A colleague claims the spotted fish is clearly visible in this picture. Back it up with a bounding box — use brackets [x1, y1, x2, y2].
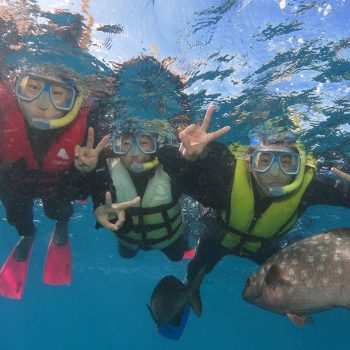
[243, 228, 350, 327]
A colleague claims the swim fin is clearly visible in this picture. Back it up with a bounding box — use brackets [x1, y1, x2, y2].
[183, 247, 195, 259]
[0, 239, 33, 300]
[158, 304, 191, 340]
[43, 233, 72, 286]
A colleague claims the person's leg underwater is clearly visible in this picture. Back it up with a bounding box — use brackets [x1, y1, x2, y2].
[43, 195, 73, 246]
[117, 241, 139, 259]
[161, 235, 189, 262]
[0, 189, 35, 299]
[0, 189, 36, 261]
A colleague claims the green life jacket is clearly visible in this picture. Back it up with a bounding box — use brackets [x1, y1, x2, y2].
[109, 158, 185, 251]
[220, 144, 315, 255]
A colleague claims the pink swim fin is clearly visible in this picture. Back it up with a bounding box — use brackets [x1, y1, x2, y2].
[183, 247, 195, 259]
[0, 240, 33, 300]
[43, 234, 72, 286]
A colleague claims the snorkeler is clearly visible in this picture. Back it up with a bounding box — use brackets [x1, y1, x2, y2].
[0, 34, 129, 299]
[91, 55, 200, 261]
[93, 118, 193, 261]
[150, 104, 350, 338]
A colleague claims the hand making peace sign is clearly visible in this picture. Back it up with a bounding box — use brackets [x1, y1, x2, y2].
[94, 191, 141, 231]
[74, 127, 109, 173]
[179, 104, 231, 161]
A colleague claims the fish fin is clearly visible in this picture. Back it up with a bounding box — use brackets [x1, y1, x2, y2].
[265, 264, 291, 288]
[286, 312, 313, 327]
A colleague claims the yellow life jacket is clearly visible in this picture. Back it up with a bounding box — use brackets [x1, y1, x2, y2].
[108, 158, 185, 250]
[220, 144, 315, 255]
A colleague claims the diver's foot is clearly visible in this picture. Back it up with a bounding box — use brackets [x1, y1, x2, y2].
[53, 221, 68, 246]
[14, 236, 35, 262]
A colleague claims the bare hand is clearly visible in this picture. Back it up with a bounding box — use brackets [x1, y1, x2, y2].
[179, 104, 231, 161]
[94, 192, 141, 231]
[331, 167, 350, 183]
[74, 127, 109, 173]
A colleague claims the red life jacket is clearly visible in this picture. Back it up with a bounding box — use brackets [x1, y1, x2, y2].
[0, 82, 90, 173]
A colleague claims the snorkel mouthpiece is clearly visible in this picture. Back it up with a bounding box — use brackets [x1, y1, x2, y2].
[268, 186, 285, 197]
[130, 158, 159, 173]
[130, 163, 146, 173]
[31, 118, 51, 130]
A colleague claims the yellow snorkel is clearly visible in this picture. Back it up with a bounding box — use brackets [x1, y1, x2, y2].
[47, 92, 84, 129]
[141, 157, 160, 171]
[30, 90, 84, 130]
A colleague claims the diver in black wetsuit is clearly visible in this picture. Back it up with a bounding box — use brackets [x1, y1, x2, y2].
[156, 105, 350, 285]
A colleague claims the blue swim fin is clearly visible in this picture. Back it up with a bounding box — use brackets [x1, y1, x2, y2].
[0, 239, 33, 300]
[158, 304, 191, 340]
[43, 233, 72, 286]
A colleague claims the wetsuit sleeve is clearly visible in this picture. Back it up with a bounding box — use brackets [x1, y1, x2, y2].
[158, 142, 235, 209]
[303, 173, 350, 207]
[83, 101, 117, 209]
[85, 152, 116, 211]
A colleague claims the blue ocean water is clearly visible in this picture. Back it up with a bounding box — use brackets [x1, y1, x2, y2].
[1, 0, 350, 349]
[1, 203, 350, 349]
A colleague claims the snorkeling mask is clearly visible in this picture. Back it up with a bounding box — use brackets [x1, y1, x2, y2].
[111, 118, 176, 172]
[250, 144, 307, 197]
[111, 118, 176, 155]
[251, 150, 300, 176]
[16, 74, 77, 111]
[112, 131, 158, 156]
[247, 124, 310, 197]
[15, 74, 83, 130]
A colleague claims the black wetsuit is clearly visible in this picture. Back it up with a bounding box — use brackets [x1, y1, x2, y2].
[90, 159, 188, 262]
[157, 142, 350, 283]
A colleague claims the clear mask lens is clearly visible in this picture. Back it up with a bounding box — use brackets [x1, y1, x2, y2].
[15, 74, 76, 111]
[112, 132, 157, 155]
[251, 150, 300, 175]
